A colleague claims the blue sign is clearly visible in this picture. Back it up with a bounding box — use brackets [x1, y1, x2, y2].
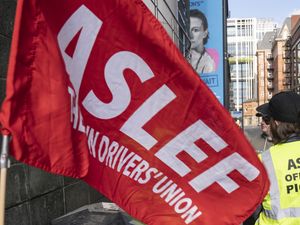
[231, 111, 242, 119]
[189, 0, 224, 104]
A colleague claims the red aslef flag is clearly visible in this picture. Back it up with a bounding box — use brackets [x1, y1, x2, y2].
[0, 0, 269, 224]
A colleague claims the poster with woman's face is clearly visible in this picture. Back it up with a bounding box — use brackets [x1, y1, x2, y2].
[189, 0, 224, 104]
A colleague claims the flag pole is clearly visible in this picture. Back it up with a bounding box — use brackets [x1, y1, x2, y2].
[0, 135, 10, 225]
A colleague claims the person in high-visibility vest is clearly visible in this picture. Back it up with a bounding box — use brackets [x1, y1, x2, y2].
[256, 104, 273, 152]
[255, 91, 300, 225]
[244, 105, 273, 225]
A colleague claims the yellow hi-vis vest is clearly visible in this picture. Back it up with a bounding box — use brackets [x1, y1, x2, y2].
[256, 141, 300, 225]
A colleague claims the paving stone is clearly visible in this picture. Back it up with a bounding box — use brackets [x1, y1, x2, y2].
[244, 126, 272, 152]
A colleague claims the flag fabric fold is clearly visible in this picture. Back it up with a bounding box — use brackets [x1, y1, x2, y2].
[0, 0, 269, 224]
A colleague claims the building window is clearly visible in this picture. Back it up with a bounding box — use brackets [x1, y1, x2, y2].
[227, 26, 236, 37]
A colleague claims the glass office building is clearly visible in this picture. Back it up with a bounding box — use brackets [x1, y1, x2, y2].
[227, 18, 277, 112]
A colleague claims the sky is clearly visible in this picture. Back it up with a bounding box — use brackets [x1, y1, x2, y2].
[228, 0, 300, 26]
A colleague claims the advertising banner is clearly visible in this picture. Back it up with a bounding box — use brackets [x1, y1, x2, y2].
[189, 0, 225, 104]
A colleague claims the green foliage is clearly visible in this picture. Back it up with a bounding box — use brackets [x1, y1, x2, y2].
[228, 57, 253, 64]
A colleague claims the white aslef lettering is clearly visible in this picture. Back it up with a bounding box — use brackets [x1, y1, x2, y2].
[155, 119, 228, 176]
[189, 152, 260, 193]
[120, 84, 176, 150]
[58, 5, 102, 131]
[82, 51, 154, 119]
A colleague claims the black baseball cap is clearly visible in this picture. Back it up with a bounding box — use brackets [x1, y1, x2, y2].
[259, 91, 300, 123]
[256, 103, 269, 117]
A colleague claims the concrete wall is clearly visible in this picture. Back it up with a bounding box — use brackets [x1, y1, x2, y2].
[0, 0, 15, 103]
[0, 1, 107, 224]
[5, 162, 107, 225]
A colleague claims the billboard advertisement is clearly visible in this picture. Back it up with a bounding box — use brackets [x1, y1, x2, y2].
[189, 0, 225, 104]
